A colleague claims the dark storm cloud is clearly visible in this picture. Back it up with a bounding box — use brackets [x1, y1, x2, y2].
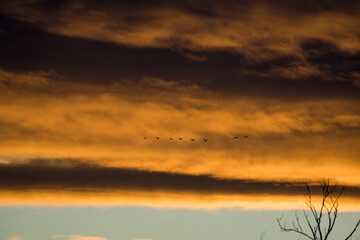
[28, 0, 360, 15]
[235, 44, 360, 89]
[0, 0, 360, 100]
[0, 16, 359, 101]
[300, 38, 360, 82]
[1, 159, 359, 198]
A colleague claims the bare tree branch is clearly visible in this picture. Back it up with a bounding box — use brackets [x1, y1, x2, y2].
[345, 220, 360, 240]
[277, 215, 314, 240]
[277, 180, 360, 240]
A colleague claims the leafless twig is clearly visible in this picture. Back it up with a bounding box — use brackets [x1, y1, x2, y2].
[277, 180, 359, 240]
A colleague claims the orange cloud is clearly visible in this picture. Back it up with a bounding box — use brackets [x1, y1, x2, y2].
[0, 68, 359, 209]
[1, 188, 360, 211]
[51, 235, 107, 240]
[7, 237, 24, 240]
[0, 68, 359, 187]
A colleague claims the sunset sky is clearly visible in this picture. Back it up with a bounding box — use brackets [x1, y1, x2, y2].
[0, 0, 360, 240]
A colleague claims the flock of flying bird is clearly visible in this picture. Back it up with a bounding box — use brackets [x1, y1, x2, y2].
[143, 136, 248, 142]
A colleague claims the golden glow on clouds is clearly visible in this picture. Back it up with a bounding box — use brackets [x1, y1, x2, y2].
[0, 68, 359, 188]
[1, 189, 360, 212]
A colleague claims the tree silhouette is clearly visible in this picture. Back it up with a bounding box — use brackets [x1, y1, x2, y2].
[277, 180, 360, 240]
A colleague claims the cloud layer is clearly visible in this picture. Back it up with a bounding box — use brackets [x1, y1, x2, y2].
[2, 159, 360, 197]
[0, 0, 360, 210]
[1, 159, 360, 210]
[0, 69, 359, 186]
[1, 0, 360, 86]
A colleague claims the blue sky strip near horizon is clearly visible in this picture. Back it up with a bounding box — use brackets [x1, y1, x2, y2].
[1, 207, 360, 240]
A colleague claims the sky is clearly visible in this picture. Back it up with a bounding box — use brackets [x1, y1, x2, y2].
[0, 0, 359, 239]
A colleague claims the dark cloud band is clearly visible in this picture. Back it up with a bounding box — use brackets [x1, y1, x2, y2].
[1, 159, 359, 198]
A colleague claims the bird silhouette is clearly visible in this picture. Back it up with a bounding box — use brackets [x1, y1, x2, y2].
[191, 138, 195, 141]
[233, 136, 239, 139]
[143, 137, 147, 139]
[169, 138, 173, 140]
[244, 136, 248, 138]
[156, 137, 160, 139]
[179, 137, 182, 140]
[203, 138, 208, 142]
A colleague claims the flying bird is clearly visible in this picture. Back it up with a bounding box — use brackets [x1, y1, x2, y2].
[143, 137, 147, 139]
[179, 137, 182, 140]
[233, 136, 239, 139]
[169, 138, 173, 140]
[203, 138, 208, 142]
[156, 137, 160, 139]
[191, 138, 195, 141]
[244, 136, 248, 138]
